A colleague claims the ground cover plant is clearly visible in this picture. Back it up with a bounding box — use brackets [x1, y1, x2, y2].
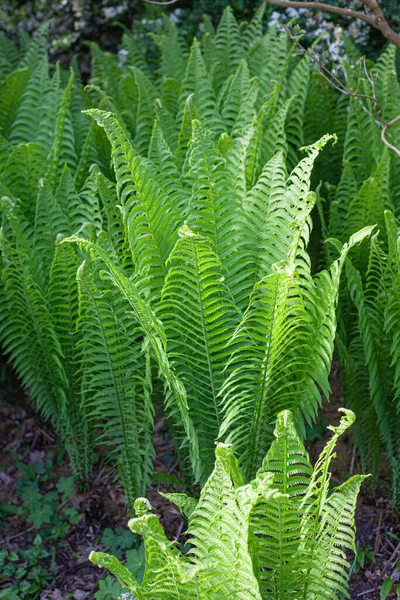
[0, 2, 399, 598]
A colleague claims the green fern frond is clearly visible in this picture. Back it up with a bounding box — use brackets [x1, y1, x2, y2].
[213, 6, 243, 93]
[46, 69, 77, 189]
[77, 258, 154, 503]
[1, 142, 46, 221]
[34, 178, 70, 283]
[252, 29, 289, 102]
[328, 165, 357, 241]
[0, 34, 20, 82]
[252, 410, 312, 597]
[160, 225, 240, 479]
[346, 258, 399, 487]
[0, 67, 30, 138]
[179, 40, 223, 134]
[285, 54, 311, 170]
[343, 94, 380, 184]
[0, 199, 67, 423]
[384, 211, 400, 403]
[240, 3, 265, 53]
[153, 22, 187, 84]
[34, 64, 64, 156]
[89, 42, 121, 96]
[64, 234, 202, 482]
[220, 262, 310, 479]
[17, 21, 49, 71]
[187, 120, 251, 307]
[131, 67, 159, 156]
[9, 57, 50, 145]
[85, 108, 180, 300]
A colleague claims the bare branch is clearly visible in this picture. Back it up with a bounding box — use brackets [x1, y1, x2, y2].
[381, 115, 400, 157]
[360, 0, 400, 48]
[143, 0, 179, 4]
[285, 26, 400, 156]
[264, 0, 400, 48]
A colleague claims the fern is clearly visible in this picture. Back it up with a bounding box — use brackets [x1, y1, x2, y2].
[160, 225, 240, 479]
[2, 142, 46, 221]
[90, 409, 365, 599]
[0, 67, 30, 138]
[342, 215, 400, 507]
[1, 5, 394, 517]
[76, 257, 154, 503]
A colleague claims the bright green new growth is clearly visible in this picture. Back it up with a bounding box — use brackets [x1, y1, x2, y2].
[90, 409, 367, 599]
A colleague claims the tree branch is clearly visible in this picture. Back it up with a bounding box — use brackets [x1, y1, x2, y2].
[381, 115, 400, 157]
[264, 0, 400, 48]
[361, 0, 400, 48]
[143, 0, 179, 4]
[285, 25, 400, 156]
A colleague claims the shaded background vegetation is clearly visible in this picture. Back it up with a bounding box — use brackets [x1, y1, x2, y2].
[1, 0, 399, 67]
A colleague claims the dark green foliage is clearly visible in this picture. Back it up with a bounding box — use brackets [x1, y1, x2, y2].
[0, 3, 399, 518]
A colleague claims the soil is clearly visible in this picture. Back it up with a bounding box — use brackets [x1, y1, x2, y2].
[0, 362, 399, 600]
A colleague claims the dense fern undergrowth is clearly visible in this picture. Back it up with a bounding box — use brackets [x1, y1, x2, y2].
[0, 5, 399, 597]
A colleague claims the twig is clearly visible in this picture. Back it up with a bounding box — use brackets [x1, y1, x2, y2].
[382, 539, 400, 576]
[143, 0, 179, 4]
[0, 526, 35, 545]
[381, 114, 400, 157]
[168, 461, 179, 475]
[349, 445, 356, 476]
[285, 26, 400, 157]
[354, 589, 376, 597]
[264, 0, 400, 48]
[374, 511, 383, 554]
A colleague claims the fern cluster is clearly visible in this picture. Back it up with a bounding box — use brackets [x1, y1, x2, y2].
[0, 4, 397, 516]
[314, 42, 400, 507]
[0, 23, 155, 498]
[91, 409, 367, 599]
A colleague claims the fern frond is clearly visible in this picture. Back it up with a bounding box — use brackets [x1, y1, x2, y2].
[34, 64, 63, 156]
[92, 412, 363, 600]
[34, 178, 70, 282]
[160, 225, 240, 479]
[343, 94, 380, 184]
[0, 34, 20, 82]
[9, 57, 50, 145]
[384, 211, 400, 404]
[346, 258, 399, 484]
[85, 109, 180, 301]
[285, 54, 311, 170]
[240, 3, 265, 54]
[0, 199, 67, 423]
[77, 259, 154, 503]
[219, 59, 257, 135]
[251, 410, 312, 597]
[1, 142, 46, 221]
[17, 21, 49, 71]
[187, 120, 250, 307]
[131, 67, 159, 156]
[213, 6, 243, 93]
[64, 235, 202, 482]
[0, 67, 30, 138]
[46, 69, 77, 189]
[179, 41, 223, 134]
[220, 262, 310, 479]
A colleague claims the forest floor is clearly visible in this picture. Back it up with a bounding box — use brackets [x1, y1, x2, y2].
[0, 363, 399, 600]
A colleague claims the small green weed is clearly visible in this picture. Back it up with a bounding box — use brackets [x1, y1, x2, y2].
[0, 450, 81, 598]
[0, 535, 53, 599]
